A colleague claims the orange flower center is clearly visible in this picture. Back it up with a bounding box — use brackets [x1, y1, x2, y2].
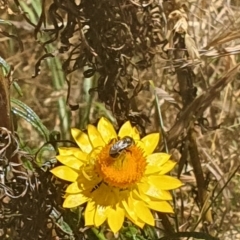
[95, 142, 147, 188]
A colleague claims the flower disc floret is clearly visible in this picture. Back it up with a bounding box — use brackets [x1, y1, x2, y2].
[95, 144, 147, 188]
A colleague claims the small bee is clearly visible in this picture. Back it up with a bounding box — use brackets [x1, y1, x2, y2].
[109, 136, 135, 158]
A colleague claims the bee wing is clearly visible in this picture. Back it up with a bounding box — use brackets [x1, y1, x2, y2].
[110, 141, 127, 152]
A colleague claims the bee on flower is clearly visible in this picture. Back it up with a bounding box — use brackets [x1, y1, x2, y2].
[109, 136, 135, 158]
[51, 117, 182, 233]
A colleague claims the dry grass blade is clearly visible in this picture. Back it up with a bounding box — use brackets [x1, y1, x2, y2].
[201, 148, 232, 205]
[154, 87, 177, 104]
[0, 68, 12, 131]
[167, 64, 240, 147]
[202, 45, 240, 58]
[185, 33, 200, 60]
[205, 30, 240, 49]
[192, 165, 240, 232]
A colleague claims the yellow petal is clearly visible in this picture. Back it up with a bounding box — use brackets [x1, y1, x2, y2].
[85, 201, 95, 226]
[145, 165, 162, 175]
[91, 184, 118, 206]
[87, 124, 105, 148]
[127, 194, 154, 226]
[125, 211, 145, 228]
[122, 200, 139, 224]
[132, 188, 150, 202]
[73, 150, 88, 161]
[118, 121, 133, 139]
[97, 117, 117, 144]
[63, 193, 88, 208]
[78, 176, 102, 192]
[141, 133, 160, 155]
[66, 182, 82, 194]
[147, 200, 174, 213]
[56, 155, 83, 170]
[147, 153, 171, 167]
[132, 127, 140, 140]
[146, 154, 176, 175]
[122, 196, 145, 228]
[158, 160, 176, 175]
[149, 175, 183, 190]
[107, 206, 125, 233]
[58, 147, 80, 156]
[51, 166, 78, 182]
[138, 182, 172, 200]
[94, 205, 108, 227]
[134, 201, 154, 226]
[71, 128, 92, 153]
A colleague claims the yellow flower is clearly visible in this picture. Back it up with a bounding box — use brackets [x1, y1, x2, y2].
[51, 117, 182, 233]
